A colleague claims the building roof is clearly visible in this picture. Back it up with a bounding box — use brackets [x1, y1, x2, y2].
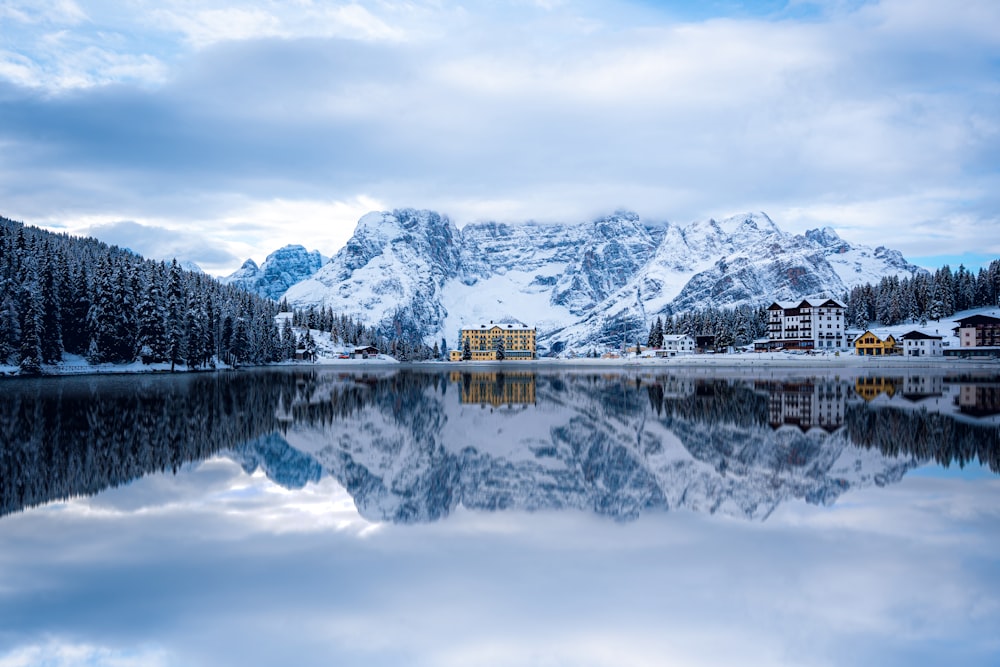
[662, 334, 694, 341]
[900, 330, 943, 340]
[768, 298, 845, 310]
[461, 321, 534, 331]
[855, 330, 897, 343]
[954, 314, 1000, 327]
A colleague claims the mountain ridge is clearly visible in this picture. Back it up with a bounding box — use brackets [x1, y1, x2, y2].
[229, 208, 926, 352]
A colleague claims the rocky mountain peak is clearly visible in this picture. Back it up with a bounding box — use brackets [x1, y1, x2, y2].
[234, 207, 925, 353]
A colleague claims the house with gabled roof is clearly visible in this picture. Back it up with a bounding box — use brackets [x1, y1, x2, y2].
[854, 330, 899, 356]
[899, 330, 943, 357]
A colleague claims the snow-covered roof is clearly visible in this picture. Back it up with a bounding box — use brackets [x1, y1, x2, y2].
[900, 330, 943, 340]
[663, 334, 694, 341]
[769, 298, 845, 310]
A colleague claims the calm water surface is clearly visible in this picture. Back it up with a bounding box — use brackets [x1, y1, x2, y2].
[1, 367, 998, 667]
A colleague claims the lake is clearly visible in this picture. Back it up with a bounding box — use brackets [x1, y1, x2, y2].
[1, 367, 998, 667]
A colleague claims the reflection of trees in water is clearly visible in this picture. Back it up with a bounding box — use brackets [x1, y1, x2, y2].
[649, 378, 770, 429]
[846, 404, 1000, 472]
[0, 373, 291, 516]
[3, 370, 999, 519]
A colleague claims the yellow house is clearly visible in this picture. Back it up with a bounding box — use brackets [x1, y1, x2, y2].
[453, 321, 537, 361]
[854, 331, 899, 356]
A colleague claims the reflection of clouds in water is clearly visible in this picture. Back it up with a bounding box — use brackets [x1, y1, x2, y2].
[1, 464, 998, 667]
[62, 456, 376, 537]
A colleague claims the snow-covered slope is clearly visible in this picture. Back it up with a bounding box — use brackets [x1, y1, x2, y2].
[805, 226, 921, 287]
[265, 208, 925, 352]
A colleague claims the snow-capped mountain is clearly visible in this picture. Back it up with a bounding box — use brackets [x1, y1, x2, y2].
[232, 208, 925, 351]
[282, 210, 462, 333]
[222, 244, 326, 301]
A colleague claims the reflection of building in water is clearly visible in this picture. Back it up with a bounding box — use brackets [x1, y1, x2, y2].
[657, 376, 696, 399]
[956, 384, 1000, 418]
[451, 371, 537, 406]
[758, 380, 846, 432]
[900, 375, 944, 401]
[854, 376, 899, 401]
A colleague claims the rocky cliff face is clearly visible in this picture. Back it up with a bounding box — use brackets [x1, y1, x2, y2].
[227, 208, 925, 352]
[222, 244, 326, 301]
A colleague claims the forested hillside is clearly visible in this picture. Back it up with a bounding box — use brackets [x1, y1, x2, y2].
[844, 263, 1000, 328]
[0, 216, 287, 374]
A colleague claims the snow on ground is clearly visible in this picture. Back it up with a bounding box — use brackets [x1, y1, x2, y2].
[438, 269, 577, 344]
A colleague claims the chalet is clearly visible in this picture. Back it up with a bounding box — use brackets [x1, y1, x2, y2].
[655, 334, 695, 357]
[763, 298, 846, 351]
[899, 331, 944, 357]
[854, 331, 899, 356]
[351, 345, 379, 359]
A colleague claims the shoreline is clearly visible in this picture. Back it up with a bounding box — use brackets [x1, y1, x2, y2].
[6, 351, 999, 379]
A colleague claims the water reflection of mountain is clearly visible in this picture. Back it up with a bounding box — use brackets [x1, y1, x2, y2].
[1, 370, 998, 521]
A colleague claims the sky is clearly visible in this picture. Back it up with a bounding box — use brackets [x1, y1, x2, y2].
[1, 0, 999, 275]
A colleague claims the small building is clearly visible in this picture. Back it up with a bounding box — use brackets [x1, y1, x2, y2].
[655, 334, 695, 357]
[899, 330, 944, 357]
[351, 345, 379, 359]
[854, 330, 899, 356]
[954, 314, 1000, 348]
[695, 335, 716, 353]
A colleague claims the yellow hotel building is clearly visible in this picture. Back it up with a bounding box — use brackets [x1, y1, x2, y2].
[449, 321, 537, 361]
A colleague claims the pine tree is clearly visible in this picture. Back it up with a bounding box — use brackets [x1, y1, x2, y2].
[495, 335, 505, 361]
[18, 284, 43, 374]
[167, 260, 185, 370]
[39, 253, 63, 364]
[281, 318, 296, 360]
[462, 336, 471, 361]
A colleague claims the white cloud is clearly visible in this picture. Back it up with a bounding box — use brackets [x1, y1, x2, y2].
[0, 641, 169, 667]
[0, 0, 87, 26]
[1, 0, 998, 262]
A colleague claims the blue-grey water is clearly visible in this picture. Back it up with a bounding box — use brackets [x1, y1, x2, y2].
[1, 367, 998, 667]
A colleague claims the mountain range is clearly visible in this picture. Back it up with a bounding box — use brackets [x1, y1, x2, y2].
[223, 209, 924, 352]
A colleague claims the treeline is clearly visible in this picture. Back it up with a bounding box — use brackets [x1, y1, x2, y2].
[646, 305, 769, 349]
[282, 299, 440, 361]
[0, 217, 434, 372]
[0, 216, 288, 373]
[844, 261, 1000, 329]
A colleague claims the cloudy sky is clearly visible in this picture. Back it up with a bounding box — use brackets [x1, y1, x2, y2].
[2, 0, 999, 275]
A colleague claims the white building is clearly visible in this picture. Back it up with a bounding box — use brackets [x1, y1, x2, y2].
[899, 331, 944, 357]
[764, 298, 847, 351]
[655, 334, 695, 357]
